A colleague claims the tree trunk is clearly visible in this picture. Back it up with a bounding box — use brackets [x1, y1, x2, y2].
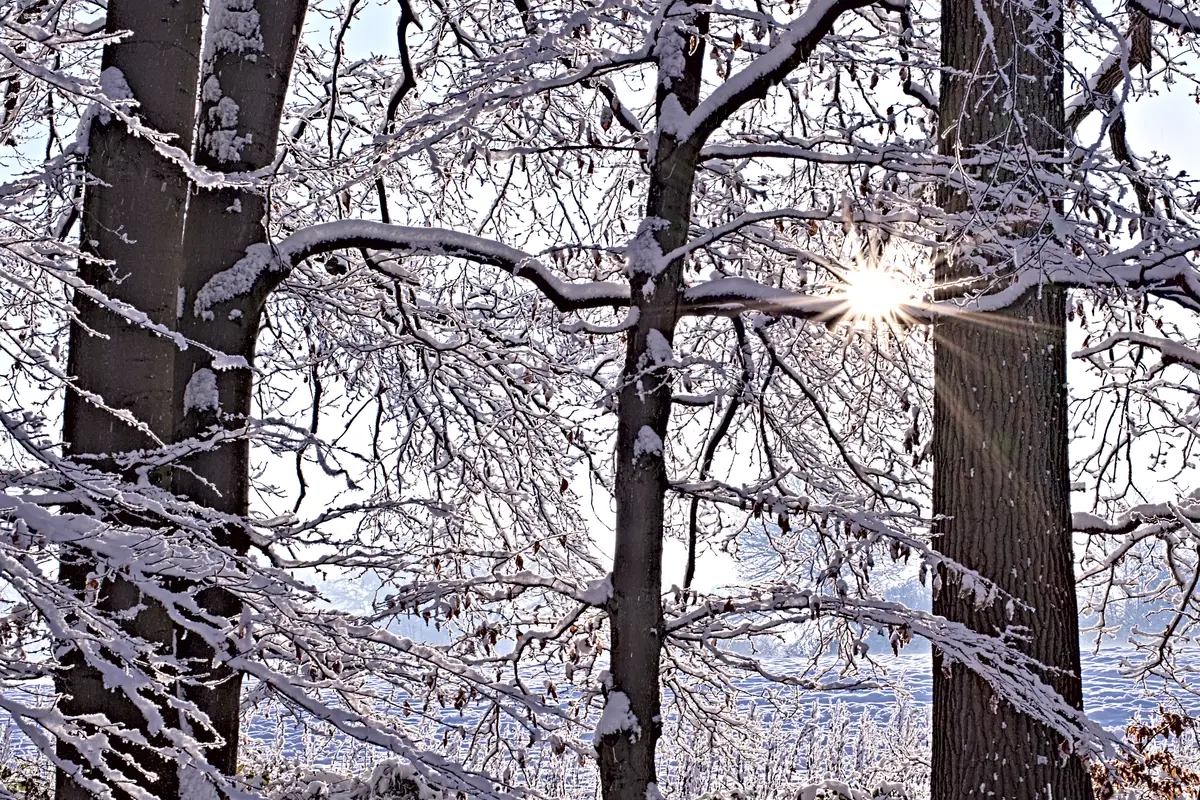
[59, 0, 304, 794]
[933, 0, 1093, 795]
[597, 11, 706, 800]
[58, 0, 202, 796]
[171, 0, 307, 783]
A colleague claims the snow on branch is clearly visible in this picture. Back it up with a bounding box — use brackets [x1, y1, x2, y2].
[675, 0, 903, 143]
[683, 277, 839, 315]
[1065, 48, 1126, 135]
[665, 591, 1118, 760]
[0, 40, 269, 192]
[194, 217, 1200, 328]
[1073, 330, 1200, 371]
[194, 220, 884, 324]
[1130, 0, 1200, 32]
[194, 220, 630, 317]
[1073, 497, 1200, 536]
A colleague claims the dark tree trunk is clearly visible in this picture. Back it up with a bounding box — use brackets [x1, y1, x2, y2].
[597, 11, 706, 800]
[58, 0, 304, 795]
[933, 0, 1093, 796]
[58, 0, 202, 796]
[171, 0, 307, 783]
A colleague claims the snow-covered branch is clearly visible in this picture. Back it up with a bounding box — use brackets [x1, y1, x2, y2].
[1130, 0, 1200, 32]
[194, 220, 630, 317]
[679, 0, 904, 143]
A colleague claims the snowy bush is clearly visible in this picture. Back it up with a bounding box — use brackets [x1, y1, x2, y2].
[701, 779, 911, 800]
[264, 761, 441, 800]
[1091, 709, 1200, 800]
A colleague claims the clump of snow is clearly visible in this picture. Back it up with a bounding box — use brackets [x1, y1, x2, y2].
[199, 0, 262, 162]
[645, 783, 663, 800]
[198, 75, 248, 159]
[205, 124, 252, 161]
[202, 75, 223, 103]
[797, 780, 869, 800]
[633, 425, 663, 462]
[209, 96, 240, 129]
[195, 242, 279, 318]
[76, 67, 136, 150]
[581, 573, 613, 605]
[265, 760, 443, 800]
[624, 217, 667, 277]
[657, 93, 690, 137]
[595, 691, 641, 741]
[365, 761, 434, 799]
[183, 368, 220, 414]
[958, 573, 997, 610]
[99, 68, 133, 101]
[644, 329, 674, 366]
[653, 16, 689, 88]
[97, 67, 134, 125]
[178, 764, 220, 800]
[205, 0, 264, 59]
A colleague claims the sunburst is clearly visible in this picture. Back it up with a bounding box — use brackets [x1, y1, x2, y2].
[840, 266, 920, 324]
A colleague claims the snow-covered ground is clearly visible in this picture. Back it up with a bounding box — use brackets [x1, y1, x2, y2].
[2, 644, 1192, 761]
[2, 644, 1196, 800]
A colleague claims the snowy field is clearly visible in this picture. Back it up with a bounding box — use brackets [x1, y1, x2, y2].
[228, 645, 1196, 763]
[2, 646, 1194, 759]
[2, 644, 1196, 800]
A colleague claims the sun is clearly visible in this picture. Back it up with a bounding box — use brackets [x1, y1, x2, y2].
[840, 267, 918, 323]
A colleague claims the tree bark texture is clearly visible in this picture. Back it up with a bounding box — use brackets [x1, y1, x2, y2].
[58, 0, 305, 795]
[58, 0, 202, 796]
[933, 0, 1093, 795]
[597, 11, 707, 800]
[172, 0, 306, 779]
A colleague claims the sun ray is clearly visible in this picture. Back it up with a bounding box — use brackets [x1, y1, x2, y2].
[839, 266, 921, 325]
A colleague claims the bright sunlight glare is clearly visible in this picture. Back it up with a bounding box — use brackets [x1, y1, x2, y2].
[841, 267, 918, 322]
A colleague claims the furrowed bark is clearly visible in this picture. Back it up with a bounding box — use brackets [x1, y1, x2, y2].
[171, 0, 307, 783]
[58, 0, 202, 796]
[597, 10, 707, 800]
[932, 0, 1094, 794]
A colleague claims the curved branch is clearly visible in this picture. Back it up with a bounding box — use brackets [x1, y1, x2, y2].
[194, 220, 631, 317]
[1130, 0, 1200, 32]
[195, 220, 1200, 325]
[382, 0, 419, 135]
[1073, 330, 1200, 371]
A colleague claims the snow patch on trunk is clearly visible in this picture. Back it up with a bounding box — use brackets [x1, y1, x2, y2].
[204, 95, 252, 162]
[96, 67, 133, 125]
[199, 0, 263, 162]
[184, 368, 220, 414]
[581, 573, 612, 605]
[76, 67, 135, 151]
[645, 329, 674, 366]
[205, 0, 264, 59]
[178, 765, 220, 800]
[595, 690, 641, 740]
[633, 425, 663, 462]
[624, 217, 666, 277]
[653, 14, 689, 88]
